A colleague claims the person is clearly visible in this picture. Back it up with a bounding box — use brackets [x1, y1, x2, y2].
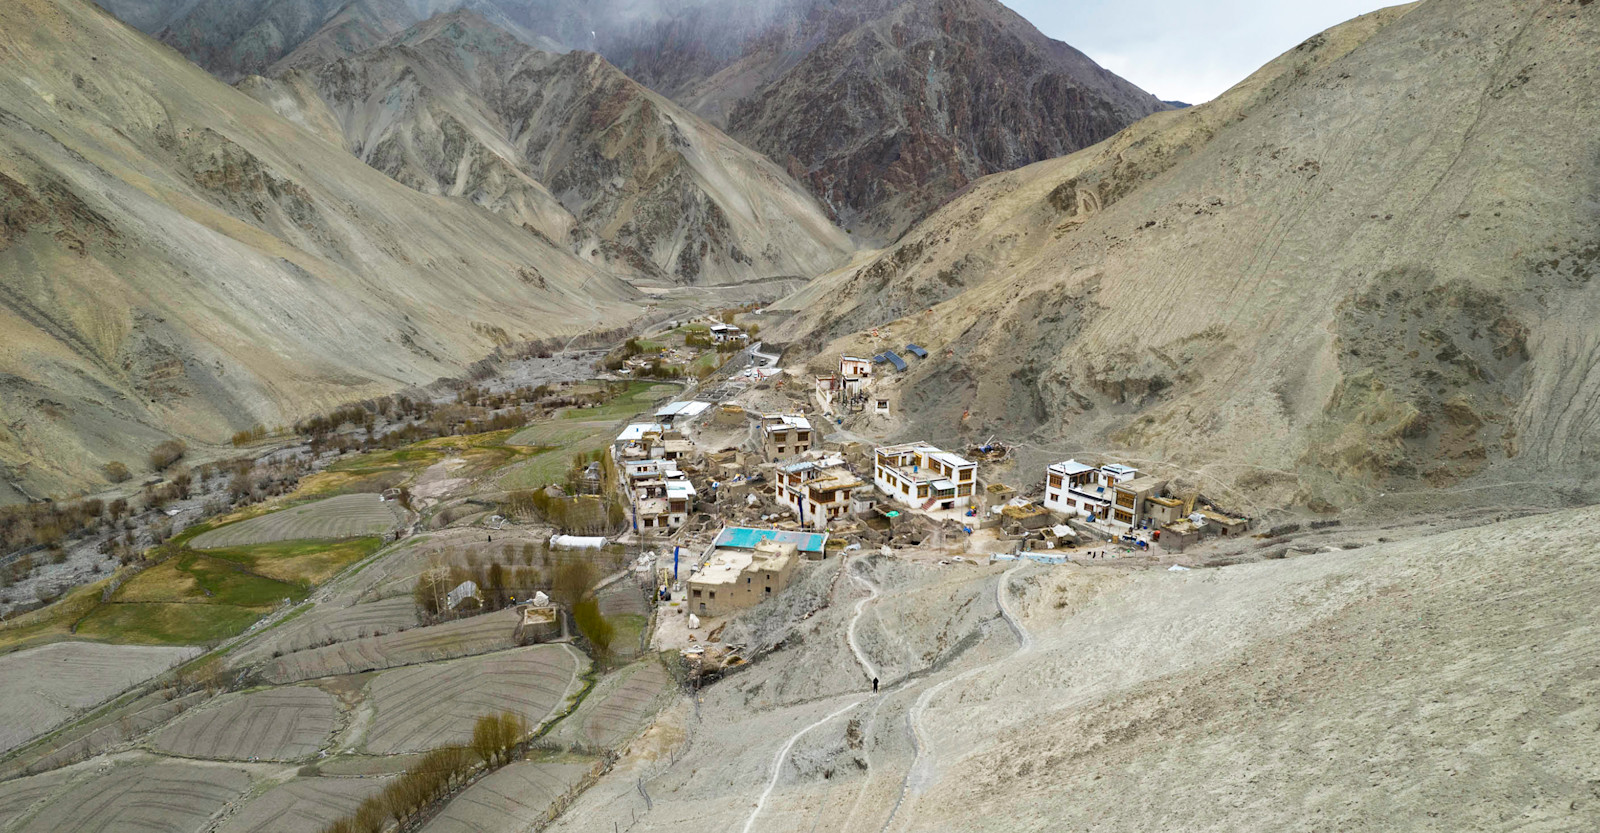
[872, 677, 879, 693]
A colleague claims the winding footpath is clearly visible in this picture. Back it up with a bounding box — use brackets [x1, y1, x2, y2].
[882, 562, 1032, 832]
[741, 558, 881, 833]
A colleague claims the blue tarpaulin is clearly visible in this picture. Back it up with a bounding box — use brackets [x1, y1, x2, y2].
[905, 344, 928, 358]
[883, 351, 908, 372]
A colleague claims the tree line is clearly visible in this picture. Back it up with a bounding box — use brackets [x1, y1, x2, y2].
[318, 712, 528, 833]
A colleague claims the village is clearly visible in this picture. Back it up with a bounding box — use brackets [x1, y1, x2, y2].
[591, 322, 1255, 667]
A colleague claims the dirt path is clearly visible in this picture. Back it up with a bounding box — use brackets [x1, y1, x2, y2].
[847, 562, 882, 685]
[740, 556, 883, 833]
[883, 563, 1031, 832]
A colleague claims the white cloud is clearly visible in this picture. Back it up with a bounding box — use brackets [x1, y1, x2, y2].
[1003, 0, 1393, 103]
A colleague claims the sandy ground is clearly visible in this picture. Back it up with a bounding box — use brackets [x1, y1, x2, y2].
[0, 642, 200, 754]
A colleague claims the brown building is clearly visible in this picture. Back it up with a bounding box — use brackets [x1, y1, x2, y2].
[687, 540, 799, 617]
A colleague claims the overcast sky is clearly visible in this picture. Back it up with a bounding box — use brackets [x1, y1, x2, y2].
[1004, 0, 1392, 104]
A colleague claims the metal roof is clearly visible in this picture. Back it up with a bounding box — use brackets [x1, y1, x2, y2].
[655, 400, 712, 418]
[905, 344, 928, 358]
[883, 351, 908, 371]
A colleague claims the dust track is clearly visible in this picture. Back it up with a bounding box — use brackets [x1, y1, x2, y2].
[741, 556, 882, 833]
[884, 564, 1030, 832]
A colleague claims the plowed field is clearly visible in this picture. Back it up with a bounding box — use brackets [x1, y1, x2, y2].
[191, 495, 402, 549]
[151, 686, 338, 761]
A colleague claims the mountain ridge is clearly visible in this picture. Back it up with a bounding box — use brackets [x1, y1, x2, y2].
[0, 0, 641, 498]
[252, 9, 854, 285]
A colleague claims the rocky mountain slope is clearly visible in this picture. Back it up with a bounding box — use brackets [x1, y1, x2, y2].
[615, 0, 1172, 236]
[775, 0, 1600, 510]
[250, 12, 853, 285]
[0, 0, 640, 499]
[98, 0, 1167, 238]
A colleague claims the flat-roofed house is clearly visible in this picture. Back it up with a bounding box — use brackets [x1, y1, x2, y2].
[775, 456, 865, 529]
[625, 458, 697, 531]
[708, 323, 747, 344]
[873, 442, 977, 510]
[760, 414, 812, 460]
[687, 540, 798, 617]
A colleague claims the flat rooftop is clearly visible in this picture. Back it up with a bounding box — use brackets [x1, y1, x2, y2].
[715, 527, 826, 554]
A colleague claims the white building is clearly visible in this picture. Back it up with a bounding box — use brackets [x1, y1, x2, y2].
[873, 442, 977, 511]
[708, 323, 747, 344]
[625, 458, 697, 531]
[1043, 460, 1169, 529]
[775, 456, 867, 529]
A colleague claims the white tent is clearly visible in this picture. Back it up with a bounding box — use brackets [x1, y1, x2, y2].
[550, 534, 607, 550]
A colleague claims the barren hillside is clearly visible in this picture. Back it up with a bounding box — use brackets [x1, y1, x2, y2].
[255, 11, 854, 286]
[0, 0, 640, 499]
[536, 506, 1600, 833]
[775, 0, 1600, 511]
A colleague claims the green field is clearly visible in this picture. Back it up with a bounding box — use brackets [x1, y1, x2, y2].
[74, 602, 268, 645]
[500, 422, 614, 492]
[205, 538, 384, 586]
[559, 381, 679, 421]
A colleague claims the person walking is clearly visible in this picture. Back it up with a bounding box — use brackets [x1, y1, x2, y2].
[872, 677, 880, 693]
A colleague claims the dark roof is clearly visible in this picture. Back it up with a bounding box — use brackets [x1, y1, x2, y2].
[905, 344, 928, 358]
[883, 351, 908, 372]
[872, 354, 887, 363]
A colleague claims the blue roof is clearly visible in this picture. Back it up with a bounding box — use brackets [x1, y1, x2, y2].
[872, 354, 887, 363]
[715, 527, 826, 554]
[883, 351, 908, 372]
[905, 344, 928, 358]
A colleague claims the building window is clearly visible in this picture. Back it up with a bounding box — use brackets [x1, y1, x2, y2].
[709, 591, 716, 599]
[1049, 474, 1063, 488]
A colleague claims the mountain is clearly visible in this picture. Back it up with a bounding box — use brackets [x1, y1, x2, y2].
[0, 0, 640, 499]
[97, 0, 1168, 239]
[611, 0, 1172, 237]
[250, 11, 853, 285]
[773, 0, 1600, 510]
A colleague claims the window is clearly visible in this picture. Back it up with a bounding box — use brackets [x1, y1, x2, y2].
[709, 591, 716, 599]
[960, 469, 974, 482]
[746, 577, 751, 584]
[765, 587, 772, 594]
[917, 485, 929, 498]
[693, 589, 702, 598]
[1049, 474, 1063, 488]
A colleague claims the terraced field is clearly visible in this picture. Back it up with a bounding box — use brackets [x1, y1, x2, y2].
[0, 642, 200, 754]
[363, 645, 585, 754]
[12, 760, 255, 833]
[420, 759, 591, 833]
[150, 686, 338, 761]
[0, 769, 74, 828]
[260, 608, 523, 684]
[553, 658, 675, 750]
[229, 597, 419, 669]
[219, 776, 394, 833]
[191, 495, 403, 549]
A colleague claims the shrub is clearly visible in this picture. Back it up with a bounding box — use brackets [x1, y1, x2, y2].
[148, 440, 187, 471]
[104, 461, 132, 483]
[573, 596, 615, 665]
